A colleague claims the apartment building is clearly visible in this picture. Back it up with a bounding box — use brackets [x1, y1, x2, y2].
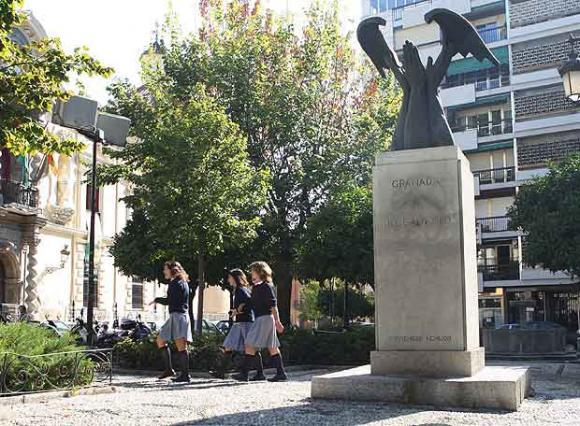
[361, 0, 580, 331]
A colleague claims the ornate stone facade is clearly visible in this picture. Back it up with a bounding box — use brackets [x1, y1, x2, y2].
[510, 0, 580, 28]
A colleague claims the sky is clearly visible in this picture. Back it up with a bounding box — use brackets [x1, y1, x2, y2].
[24, 0, 199, 105]
[23, 1, 361, 106]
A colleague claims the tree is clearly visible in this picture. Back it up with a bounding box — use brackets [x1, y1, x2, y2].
[154, 0, 397, 323]
[507, 155, 580, 278]
[101, 75, 269, 333]
[0, 0, 112, 155]
[298, 182, 374, 287]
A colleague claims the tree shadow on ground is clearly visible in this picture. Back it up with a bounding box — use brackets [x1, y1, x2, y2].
[171, 396, 513, 426]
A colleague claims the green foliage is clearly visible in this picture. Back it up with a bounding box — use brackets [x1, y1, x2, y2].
[0, 322, 93, 392]
[281, 327, 375, 365]
[101, 80, 269, 282]
[0, 0, 112, 155]
[114, 332, 224, 371]
[507, 155, 580, 277]
[299, 279, 374, 323]
[299, 183, 373, 286]
[298, 281, 324, 322]
[112, 327, 373, 369]
[105, 0, 398, 321]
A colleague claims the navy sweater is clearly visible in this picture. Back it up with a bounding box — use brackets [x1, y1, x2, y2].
[154, 278, 189, 313]
[251, 282, 277, 318]
[233, 287, 253, 323]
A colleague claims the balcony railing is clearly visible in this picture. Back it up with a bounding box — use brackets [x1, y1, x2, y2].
[477, 216, 510, 233]
[474, 167, 515, 185]
[441, 68, 510, 91]
[451, 119, 513, 137]
[0, 178, 39, 209]
[477, 26, 507, 44]
[479, 261, 520, 281]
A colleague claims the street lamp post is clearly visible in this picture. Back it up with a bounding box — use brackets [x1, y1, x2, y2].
[559, 35, 580, 103]
[78, 128, 104, 346]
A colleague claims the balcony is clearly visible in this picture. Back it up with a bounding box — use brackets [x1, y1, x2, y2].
[479, 261, 520, 281]
[0, 178, 40, 210]
[442, 69, 510, 93]
[477, 26, 507, 44]
[451, 119, 513, 138]
[473, 167, 515, 185]
[477, 216, 509, 233]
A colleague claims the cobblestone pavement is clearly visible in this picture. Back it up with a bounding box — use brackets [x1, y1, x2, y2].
[1, 361, 580, 425]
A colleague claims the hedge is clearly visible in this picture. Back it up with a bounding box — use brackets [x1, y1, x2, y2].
[0, 323, 94, 393]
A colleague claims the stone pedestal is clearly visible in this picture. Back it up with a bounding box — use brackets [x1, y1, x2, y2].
[311, 146, 530, 410]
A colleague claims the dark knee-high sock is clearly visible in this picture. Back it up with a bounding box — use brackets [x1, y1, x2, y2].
[179, 350, 189, 376]
[241, 354, 254, 376]
[254, 351, 264, 375]
[161, 346, 172, 371]
[271, 353, 285, 375]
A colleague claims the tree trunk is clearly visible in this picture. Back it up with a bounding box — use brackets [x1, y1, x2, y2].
[195, 250, 206, 335]
[343, 282, 349, 329]
[275, 257, 293, 326]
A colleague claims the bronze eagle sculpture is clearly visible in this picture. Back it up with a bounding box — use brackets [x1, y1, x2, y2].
[357, 8, 500, 151]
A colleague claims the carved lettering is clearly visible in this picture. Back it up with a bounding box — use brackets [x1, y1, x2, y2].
[391, 177, 440, 190]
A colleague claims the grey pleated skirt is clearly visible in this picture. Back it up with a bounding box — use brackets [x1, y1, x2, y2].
[159, 312, 193, 342]
[222, 322, 252, 352]
[245, 315, 280, 349]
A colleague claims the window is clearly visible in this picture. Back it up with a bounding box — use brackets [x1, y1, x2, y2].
[131, 277, 144, 310]
[477, 113, 490, 137]
[86, 185, 101, 213]
[491, 110, 502, 135]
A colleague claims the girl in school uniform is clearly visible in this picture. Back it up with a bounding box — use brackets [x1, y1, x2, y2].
[234, 261, 287, 382]
[212, 269, 265, 380]
[150, 261, 192, 383]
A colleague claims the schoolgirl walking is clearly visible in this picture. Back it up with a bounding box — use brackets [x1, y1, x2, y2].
[235, 261, 287, 382]
[150, 261, 192, 383]
[212, 269, 265, 380]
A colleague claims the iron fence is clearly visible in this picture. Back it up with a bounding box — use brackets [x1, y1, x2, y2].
[0, 348, 113, 396]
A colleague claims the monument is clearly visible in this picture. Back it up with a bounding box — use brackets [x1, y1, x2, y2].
[311, 9, 530, 411]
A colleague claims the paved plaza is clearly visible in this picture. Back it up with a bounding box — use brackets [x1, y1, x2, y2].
[1, 361, 580, 425]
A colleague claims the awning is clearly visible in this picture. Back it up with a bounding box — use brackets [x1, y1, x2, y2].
[464, 1, 505, 20]
[447, 93, 510, 112]
[465, 140, 513, 154]
[446, 46, 509, 76]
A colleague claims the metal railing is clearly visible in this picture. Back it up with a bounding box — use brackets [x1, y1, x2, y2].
[479, 261, 520, 281]
[0, 178, 39, 209]
[477, 26, 507, 44]
[477, 216, 510, 233]
[0, 348, 113, 396]
[441, 70, 510, 91]
[451, 119, 513, 137]
[474, 167, 515, 185]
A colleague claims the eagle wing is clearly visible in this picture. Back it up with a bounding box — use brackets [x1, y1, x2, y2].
[425, 8, 500, 66]
[357, 17, 407, 88]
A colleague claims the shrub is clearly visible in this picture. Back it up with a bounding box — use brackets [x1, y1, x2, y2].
[281, 326, 375, 365]
[0, 322, 94, 393]
[113, 327, 374, 371]
[114, 332, 224, 371]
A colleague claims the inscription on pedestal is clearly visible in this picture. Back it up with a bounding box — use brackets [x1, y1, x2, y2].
[373, 147, 479, 352]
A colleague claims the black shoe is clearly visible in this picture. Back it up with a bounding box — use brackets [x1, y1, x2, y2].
[172, 374, 191, 383]
[250, 373, 266, 382]
[267, 373, 288, 382]
[209, 370, 226, 379]
[158, 369, 175, 379]
[232, 372, 249, 382]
